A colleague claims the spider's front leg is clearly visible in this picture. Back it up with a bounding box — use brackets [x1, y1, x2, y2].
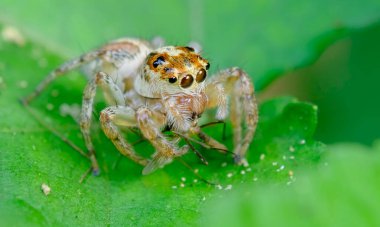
[205, 67, 258, 165]
[100, 105, 149, 167]
[82, 72, 151, 174]
[136, 107, 189, 175]
[80, 71, 127, 174]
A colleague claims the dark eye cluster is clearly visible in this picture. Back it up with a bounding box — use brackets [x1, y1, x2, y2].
[153, 56, 165, 68]
[151, 51, 210, 87]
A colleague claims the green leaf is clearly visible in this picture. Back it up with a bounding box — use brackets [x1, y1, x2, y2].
[0, 29, 324, 225]
[200, 142, 380, 226]
[0, 0, 379, 90]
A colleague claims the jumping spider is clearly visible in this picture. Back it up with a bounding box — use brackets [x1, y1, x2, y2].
[22, 38, 258, 175]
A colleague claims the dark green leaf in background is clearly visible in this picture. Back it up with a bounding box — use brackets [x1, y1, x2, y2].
[262, 23, 380, 145]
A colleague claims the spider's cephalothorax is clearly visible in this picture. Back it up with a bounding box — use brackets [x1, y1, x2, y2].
[134, 46, 211, 132]
[135, 46, 210, 98]
[23, 38, 258, 176]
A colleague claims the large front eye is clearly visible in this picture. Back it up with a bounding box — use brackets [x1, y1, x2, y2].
[196, 69, 207, 83]
[180, 74, 194, 88]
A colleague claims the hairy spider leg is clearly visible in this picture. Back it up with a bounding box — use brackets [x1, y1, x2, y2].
[20, 50, 105, 176]
[84, 72, 149, 173]
[205, 67, 258, 164]
[22, 50, 103, 105]
[190, 126, 228, 153]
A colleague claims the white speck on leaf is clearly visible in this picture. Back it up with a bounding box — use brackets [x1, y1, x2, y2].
[276, 165, 285, 172]
[242, 159, 249, 167]
[41, 183, 51, 196]
[224, 184, 232, 190]
[1, 26, 26, 46]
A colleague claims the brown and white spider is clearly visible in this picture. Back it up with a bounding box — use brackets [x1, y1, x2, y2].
[22, 37, 258, 175]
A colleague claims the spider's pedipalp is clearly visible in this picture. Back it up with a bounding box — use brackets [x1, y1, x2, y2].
[135, 107, 189, 175]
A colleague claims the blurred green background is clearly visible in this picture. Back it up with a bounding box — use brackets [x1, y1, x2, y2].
[1, 0, 380, 226]
[262, 22, 380, 145]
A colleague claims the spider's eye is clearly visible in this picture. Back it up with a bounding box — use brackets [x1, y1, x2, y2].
[153, 56, 165, 68]
[184, 46, 194, 52]
[196, 69, 207, 83]
[206, 62, 210, 70]
[180, 75, 194, 88]
[168, 77, 177, 83]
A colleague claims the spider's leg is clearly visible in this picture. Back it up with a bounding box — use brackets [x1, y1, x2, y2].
[205, 67, 258, 165]
[190, 126, 228, 153]
[80, 71, 126, 174]
[100, 105, 148, 166]
[22, 50, 102, 105]
[136, 107, 189, 175]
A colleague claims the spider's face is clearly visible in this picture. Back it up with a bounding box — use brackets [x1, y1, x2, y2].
[135, 46, 210, 98]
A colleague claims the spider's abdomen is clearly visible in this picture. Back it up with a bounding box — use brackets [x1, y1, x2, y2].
[82, 38, 152, 93]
